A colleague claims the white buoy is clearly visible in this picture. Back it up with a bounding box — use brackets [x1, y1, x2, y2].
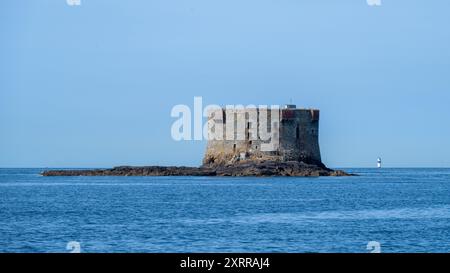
[377, 157, 382, 168]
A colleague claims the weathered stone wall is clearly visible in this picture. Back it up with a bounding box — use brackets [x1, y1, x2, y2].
[203, 107, 322, 167]
[279, 109, 322, 166]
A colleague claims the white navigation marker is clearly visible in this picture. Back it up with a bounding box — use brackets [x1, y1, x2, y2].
[377, 157, 382, 168]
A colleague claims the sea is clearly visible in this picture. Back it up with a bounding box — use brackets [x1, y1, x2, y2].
[0, 168, 449, 253]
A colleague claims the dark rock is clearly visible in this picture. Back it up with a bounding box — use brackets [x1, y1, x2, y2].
[41, 161, 353, 177]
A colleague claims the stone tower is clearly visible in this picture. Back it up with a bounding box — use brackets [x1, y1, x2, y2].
[202, 105, 323, 167]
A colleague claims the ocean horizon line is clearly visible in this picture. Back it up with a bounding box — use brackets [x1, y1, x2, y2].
[0, 166, 449, 170]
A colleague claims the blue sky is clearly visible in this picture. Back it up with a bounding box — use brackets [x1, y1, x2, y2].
[1, 0, 450, 168]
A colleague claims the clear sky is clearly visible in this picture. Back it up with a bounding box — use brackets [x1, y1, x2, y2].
[1, 0, 450, 168]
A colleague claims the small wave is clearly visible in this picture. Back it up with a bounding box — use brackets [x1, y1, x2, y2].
[182, 206, 450, 225]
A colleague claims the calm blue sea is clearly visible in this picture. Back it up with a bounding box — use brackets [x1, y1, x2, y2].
[0, 168, 449, 253]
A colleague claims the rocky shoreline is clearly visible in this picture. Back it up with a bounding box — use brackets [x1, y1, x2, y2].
[41, 161, 353, 177]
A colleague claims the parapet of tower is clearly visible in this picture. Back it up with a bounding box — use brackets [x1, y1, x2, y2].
[202, 105, 323, 167]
